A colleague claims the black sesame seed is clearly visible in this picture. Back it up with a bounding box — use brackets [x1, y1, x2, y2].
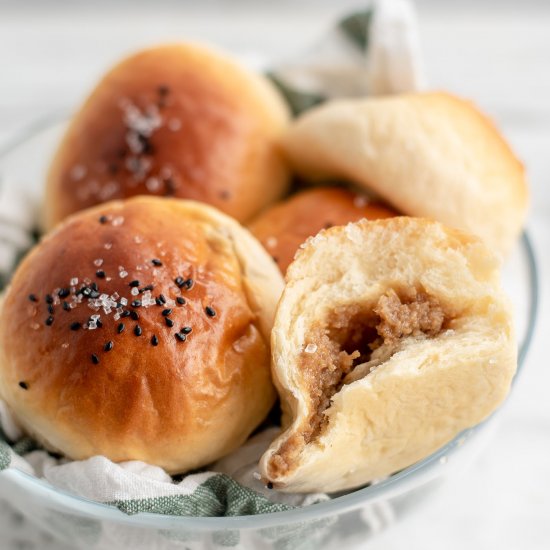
[184, 278, 194, 290]
[99, 215, 108, 224]
[28, 294, 38, 302]
[134, 325, 142, 336]
[205, 306, 216, 318]
[181, 326, 192, 334]
[158, 85, 170, 96]
[45, 294, 53, 304]
[121, 310, 131, 318]
[131, 300, 142, 308]
[58, 288, 70, 298]
[141, 284, 154, 292]
[47, 304, 54, 315]
[155, 298, 163, 306]
[151, 335, 159, 346]
[91, 282, 99, 292]
[176, 297, 186, 305]
[96, 319, 103, 328]
[91, 354, 100, 365]
[158, 294, 166, 304]
[45, 316, 54, 326]
[161, 308, 172, 317]
[96, 270, 106, 279]
[174, 276, 185, 288]
[175, 332, 186, 342]
[117, 323, 125, 333]
[104, 341, 114, 352]
[267, 482, 274, 490]
[151, 259, 163, 266]
[130, 311, 139, 321]
[63, 301, 71, 311]
[129, 280, 140, 288]
[70, 322, 81, 331]
[18, 381, 28, 390]
[165, 318, 174, 328]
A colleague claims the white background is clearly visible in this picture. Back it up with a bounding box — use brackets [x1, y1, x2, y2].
[0, 1, 549, 548]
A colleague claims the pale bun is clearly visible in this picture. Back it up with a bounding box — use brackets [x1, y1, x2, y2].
[45, 43, 291, 229]
[260, 217, 516, 492]
[0, 197, 283, 473]
[282, 92, 528, 258]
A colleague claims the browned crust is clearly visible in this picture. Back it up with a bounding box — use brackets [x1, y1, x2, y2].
[0, 197, 277, 472]
[45, 43, 290, 229]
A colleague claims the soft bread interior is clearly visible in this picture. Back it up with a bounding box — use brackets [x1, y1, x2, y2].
[260, 217, 516, 493]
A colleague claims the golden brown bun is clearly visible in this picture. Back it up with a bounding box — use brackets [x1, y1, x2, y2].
[282, 92, 528, 258]
[44, 43, 291, 230]
[0, 197, 283, 473]
[260, 217, 516, 493]
[248, 187, 398, 274]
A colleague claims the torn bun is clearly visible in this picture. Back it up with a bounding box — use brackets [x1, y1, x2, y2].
[260, 217, 516, 492]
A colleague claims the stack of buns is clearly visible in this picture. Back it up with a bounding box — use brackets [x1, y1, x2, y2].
[0, 42, 527, 493]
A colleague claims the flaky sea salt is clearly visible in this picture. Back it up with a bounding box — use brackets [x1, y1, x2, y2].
[304, 343, 317, 354]
[93, 258, 103, 267]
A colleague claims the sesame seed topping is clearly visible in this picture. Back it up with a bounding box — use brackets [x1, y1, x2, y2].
[18, 381, 28, 390]
[63, 302, 71, 311]
[183, 278, 194, 290]
[130, 311, 139, 321]
[58, 288, 70, 298]
[176, 297, 186, 305]
[91, 354, 100, 365]
[28, 294, 38, 302]
[151, 335, 159, 346]
[205, 306, 216, 318]
[96, 270, 106, 279]
[267, 482, 274, 490]
[165, 318, 174, 328]
[140, 284, 154, 293]
[161, 308, 172, 317]
[45, 316, 54, 326]
[181, 326, 192, 334]
[104, 341, 114, 352]
[99, 215, 108, 224]
[134, 325, 142, 336]
[129, 280, 140, 287]
[117, 323, 125, 333]
[121, 311, 131, 318]
[47, 304, 54, 315]
[131, 300, 142, 308]
[158, 294, 166, 304]
[70, 322, 80, 331]
[151, 259, 162, 266]
[175, 332, 186, 342]
[45, 294, 53, 304]
[174, 276, 185, 288]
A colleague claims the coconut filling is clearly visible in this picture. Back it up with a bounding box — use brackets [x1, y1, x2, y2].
[268, 287, 450, 480]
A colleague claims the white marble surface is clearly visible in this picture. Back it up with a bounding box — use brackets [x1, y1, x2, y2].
[0, 1, 549, 548]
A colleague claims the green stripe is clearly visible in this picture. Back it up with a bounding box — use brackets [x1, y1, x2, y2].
[107, 473, 293, 517]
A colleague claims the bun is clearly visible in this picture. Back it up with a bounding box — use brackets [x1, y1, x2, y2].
[0, 197, 283, 473]
[248, 187, 397, 274]
[260, 217, 516, 493]
[44, 43, 291, 230]
[282, 92, 528, 258]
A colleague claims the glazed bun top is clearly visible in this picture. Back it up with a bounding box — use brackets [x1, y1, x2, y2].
[282, 92, 528, 258]
[44, 43, 291, 229]
[248, 187, 397, 274]
[0, 197, 283, 473]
